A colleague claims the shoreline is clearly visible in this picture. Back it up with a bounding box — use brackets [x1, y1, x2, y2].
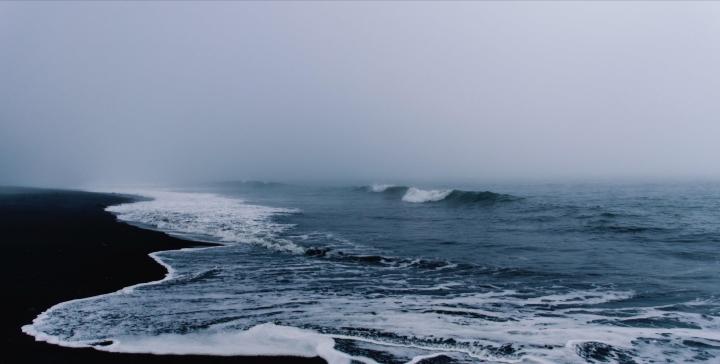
[1, 186, 325, 364]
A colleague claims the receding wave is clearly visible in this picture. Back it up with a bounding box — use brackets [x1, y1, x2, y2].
[364, 185, 517, 204]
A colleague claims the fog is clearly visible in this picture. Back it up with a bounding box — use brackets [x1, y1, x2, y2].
[1, 2, 719, 187]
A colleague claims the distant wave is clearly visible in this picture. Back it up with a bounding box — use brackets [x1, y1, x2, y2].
[401, 187, 453, 203]
[364, 185, 517, 204]
[368, 184, 396, 192]
[212, 180, 286, 188]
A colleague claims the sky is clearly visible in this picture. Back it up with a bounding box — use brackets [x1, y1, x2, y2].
[1, 1, 719, 187]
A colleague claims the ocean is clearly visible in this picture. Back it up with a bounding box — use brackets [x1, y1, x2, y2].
[23, 182, 720, 363]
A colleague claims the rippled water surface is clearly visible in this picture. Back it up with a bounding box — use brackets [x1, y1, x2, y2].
[24, 182, 720, 363]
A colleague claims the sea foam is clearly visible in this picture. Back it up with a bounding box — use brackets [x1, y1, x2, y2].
[100, 323, 357, 363]
[401, 187, 453, 203]
[106, 190, 304, 254]
[369, 184, 396, 192]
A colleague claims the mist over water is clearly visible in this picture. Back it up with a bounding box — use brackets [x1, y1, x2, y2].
[5, 2, 720, 363]
[2, 2, 720, 187]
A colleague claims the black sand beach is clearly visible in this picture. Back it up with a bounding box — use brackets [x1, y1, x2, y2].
[0, 187, 324, 364]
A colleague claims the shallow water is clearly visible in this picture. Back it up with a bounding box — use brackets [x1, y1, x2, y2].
[24, 182, 720, 363]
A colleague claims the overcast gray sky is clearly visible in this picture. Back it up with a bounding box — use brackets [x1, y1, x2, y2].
[1, 2, 719, 187]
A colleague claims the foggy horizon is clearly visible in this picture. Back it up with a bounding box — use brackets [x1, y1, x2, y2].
[2, 2, 719, 188]
[4, 3, 720, 363]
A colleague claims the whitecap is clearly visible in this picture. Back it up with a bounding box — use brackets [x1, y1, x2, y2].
[401, 187, 453, 203]
[369, 184, 396, 192]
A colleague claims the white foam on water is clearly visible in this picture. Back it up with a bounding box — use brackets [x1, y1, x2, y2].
[406, 352, 455, 364]
[19, 189, 362, 364]
[106, 190, 304, 254]
[369, 184, 396, 192]
[25, 319, 367, 364]
[401, 187, 453, 203]
[104, 323, 362, 363]
[23, 250, 720, 363]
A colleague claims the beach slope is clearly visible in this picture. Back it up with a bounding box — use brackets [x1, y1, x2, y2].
[0, 187, 324, 364]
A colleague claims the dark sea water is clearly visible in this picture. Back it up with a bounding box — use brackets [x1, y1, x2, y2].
[23, 182, 720, 363]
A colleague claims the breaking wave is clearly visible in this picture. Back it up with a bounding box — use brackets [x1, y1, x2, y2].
[365, 185, 516, 204]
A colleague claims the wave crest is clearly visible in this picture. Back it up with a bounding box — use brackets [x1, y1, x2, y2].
[365, 185, 517, 204]
[368, 184, 396, 192]
[401, 187, 453, 203]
